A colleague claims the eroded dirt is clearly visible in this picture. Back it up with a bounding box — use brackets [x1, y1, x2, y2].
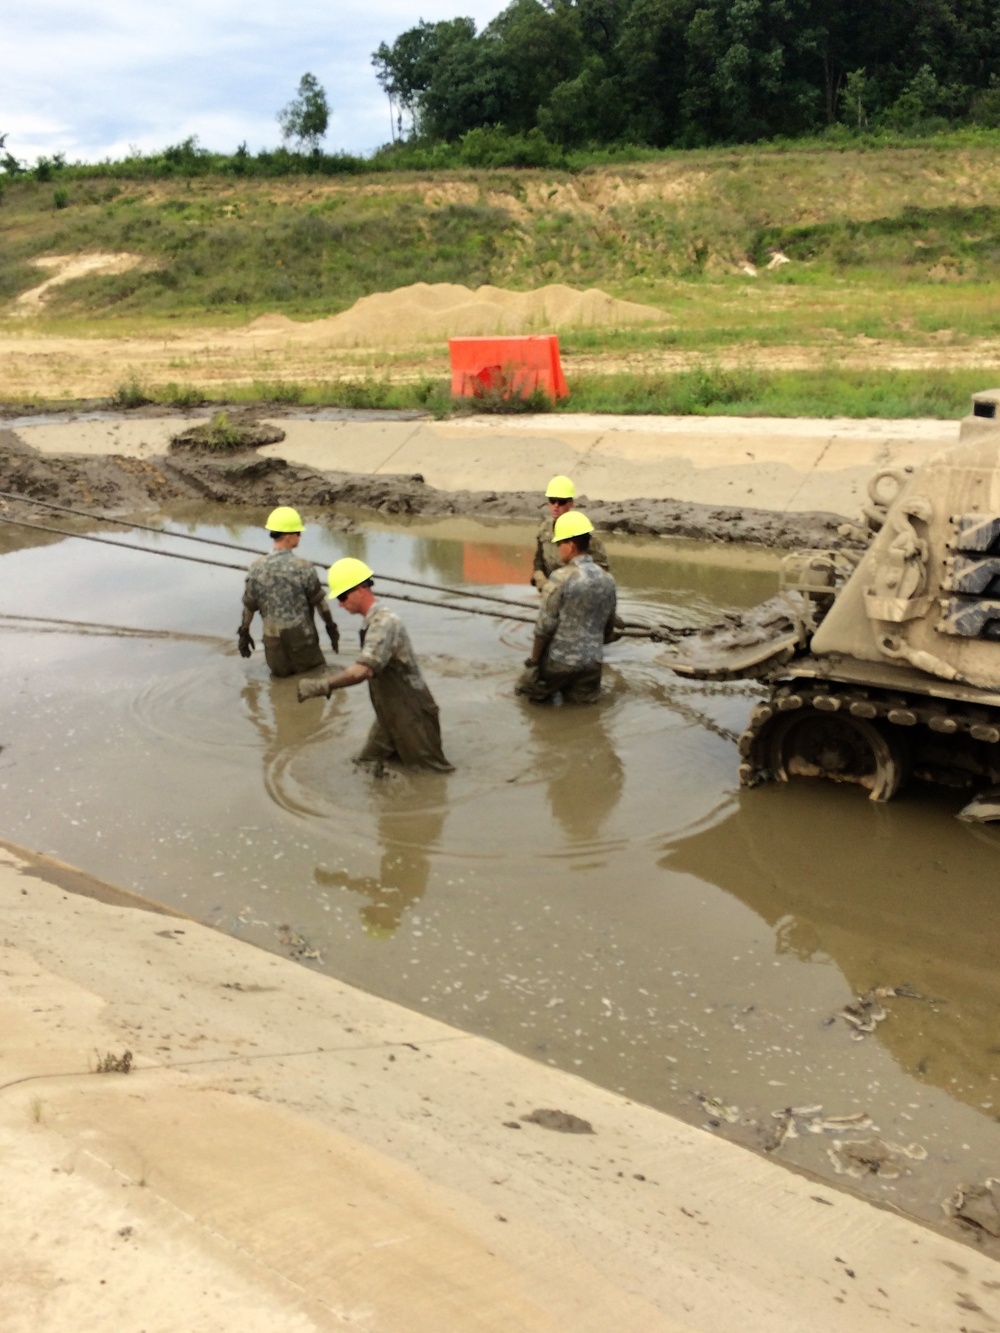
[0, 426, 848, 550]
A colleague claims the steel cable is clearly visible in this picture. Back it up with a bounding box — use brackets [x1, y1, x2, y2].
[0, 494, 682, 641]
[0, 513, 541, 625]
[0, 489, 539, 612]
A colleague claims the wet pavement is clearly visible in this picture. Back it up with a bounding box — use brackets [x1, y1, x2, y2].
[3, 507, 999, 1242]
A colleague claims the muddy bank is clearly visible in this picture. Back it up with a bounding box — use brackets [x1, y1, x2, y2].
[0, 428, 849, 549]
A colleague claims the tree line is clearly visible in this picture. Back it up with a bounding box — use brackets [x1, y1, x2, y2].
[373, 0, 1000, 148]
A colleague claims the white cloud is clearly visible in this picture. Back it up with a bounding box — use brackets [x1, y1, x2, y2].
[3, 0, 508, 163]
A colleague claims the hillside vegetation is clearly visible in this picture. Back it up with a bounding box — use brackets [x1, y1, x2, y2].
[2, 138, 999, 417]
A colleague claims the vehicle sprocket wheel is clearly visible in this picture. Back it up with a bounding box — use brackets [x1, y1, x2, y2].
[760, 710, 908, 802]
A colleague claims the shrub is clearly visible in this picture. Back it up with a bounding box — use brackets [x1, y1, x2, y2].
[110, 374, 153, 408]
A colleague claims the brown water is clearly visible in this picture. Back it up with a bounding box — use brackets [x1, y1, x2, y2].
[3, 506, 999, 1240]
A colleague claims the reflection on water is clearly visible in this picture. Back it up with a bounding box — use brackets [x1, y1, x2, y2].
[316, 775, 448, 938]
[2, 505, 1000, 1240]
[522, 700, 625, 845]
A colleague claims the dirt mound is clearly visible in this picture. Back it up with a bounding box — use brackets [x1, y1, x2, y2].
[261, 282, 666, 348]
[169, 412, 285, 455]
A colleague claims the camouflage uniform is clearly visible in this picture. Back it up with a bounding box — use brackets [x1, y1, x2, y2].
[355, 602, 453, 771]
[533, 516, 610, 583]
[242, 549, 328, 677]
[517, 554, 617, 704]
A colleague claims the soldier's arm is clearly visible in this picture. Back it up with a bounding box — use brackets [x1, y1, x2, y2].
[306, 571, 336, 627]
[328, 662, 374, 690]
[240, 579, 259, 631]
[530, 577, 565, 661]
[306, 570, 339, 648]
[298, 661, 372, 701]
[603, 586, 619, 644]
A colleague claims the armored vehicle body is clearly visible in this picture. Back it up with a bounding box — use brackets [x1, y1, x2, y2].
[668, 390, 1000, 819]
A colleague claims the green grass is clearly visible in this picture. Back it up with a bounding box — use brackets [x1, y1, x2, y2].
[81, 365, 992, 420]
[5, 139, 1000, 323]
[560, 366, 995, 417]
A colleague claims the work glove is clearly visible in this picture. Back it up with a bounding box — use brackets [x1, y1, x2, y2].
[530, 571, 548, 592]
[325, 621, 340, 654]
[297, 676, 331, 703]
[237, 627, 255, 658]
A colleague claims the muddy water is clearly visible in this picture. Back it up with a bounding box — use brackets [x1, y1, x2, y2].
[3, 508, 1000, 1240]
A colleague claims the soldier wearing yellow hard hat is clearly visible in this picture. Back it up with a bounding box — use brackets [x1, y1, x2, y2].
[297, 557, 453, 772]
[532, 475, 610, 591]
[517, 510, 618, 705]
[237, 507, 340, 677]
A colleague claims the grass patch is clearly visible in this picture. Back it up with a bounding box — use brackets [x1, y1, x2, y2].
[109, 367, 995, 418]
[560, 366, 996, 418]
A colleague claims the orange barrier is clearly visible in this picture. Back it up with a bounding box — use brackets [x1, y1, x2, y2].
[449, 335, 568, 402]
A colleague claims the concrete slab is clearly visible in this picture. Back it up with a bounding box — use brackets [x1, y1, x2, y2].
[258, 415, 960, 516]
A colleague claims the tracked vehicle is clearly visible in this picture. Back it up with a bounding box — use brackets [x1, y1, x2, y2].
[668, 390, 1000, 819]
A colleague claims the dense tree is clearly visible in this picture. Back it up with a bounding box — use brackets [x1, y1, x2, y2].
[372, 0, 1000, 149]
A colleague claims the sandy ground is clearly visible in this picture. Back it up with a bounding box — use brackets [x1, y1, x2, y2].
[4, 840, 1000, 1333]
[4, 322, 1000, 400]
[1, 409, 960, 547]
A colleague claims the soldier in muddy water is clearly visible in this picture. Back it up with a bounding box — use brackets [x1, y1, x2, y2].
[297, 558, 453, 773]
[532, 474, 611, 591]
[238, 507, 340, 676]
[518, 511, 618, 705]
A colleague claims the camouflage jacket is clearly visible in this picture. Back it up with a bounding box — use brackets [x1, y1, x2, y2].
[535, 554, 617, 670]
[242, 549, 326, 637]
[534, 515, 610, 580]
[357, 602, 430, 691]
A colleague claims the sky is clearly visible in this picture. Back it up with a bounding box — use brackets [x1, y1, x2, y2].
[4, 0, 508, 165]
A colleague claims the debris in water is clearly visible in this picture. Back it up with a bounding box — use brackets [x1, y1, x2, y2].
[764, 1108, 798, 1152]
[836, 983, 931, 1039]
[696, 1093, 740, 1124]
[763, 1105, 874, 1152]
[276, 924, 322, 962]
[946, 1178, 1000, 1236]
[828, 1137, 926, 1179]
[520, 1108, 594, 1134]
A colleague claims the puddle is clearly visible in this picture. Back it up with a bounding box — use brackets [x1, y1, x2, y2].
[2, 506, 999, 1239]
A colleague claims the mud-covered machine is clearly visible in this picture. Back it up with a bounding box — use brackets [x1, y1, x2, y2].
[667, 390, 1000, 820]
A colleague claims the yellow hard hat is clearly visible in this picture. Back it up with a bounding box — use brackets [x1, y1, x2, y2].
[265, 506, 304, 533]
[328, 557, 374, 600]
[553, 511, 594, 543]
[545, 475, 576, 499]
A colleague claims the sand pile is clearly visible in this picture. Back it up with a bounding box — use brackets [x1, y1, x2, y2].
[247, 282, 665, 347]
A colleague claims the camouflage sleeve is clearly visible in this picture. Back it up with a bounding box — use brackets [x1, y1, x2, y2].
[304, 566, 327, 610]
[533, 517, 550, 574]
[535, 571, 567, 643]
[603, 582, 618, 642]
[241, 570, 260, 616]
[357, 613, 399, 675]
[590, 533, 611, 571]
